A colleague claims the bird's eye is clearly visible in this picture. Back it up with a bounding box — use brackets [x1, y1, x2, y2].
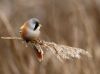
[33, 21, 39, 30]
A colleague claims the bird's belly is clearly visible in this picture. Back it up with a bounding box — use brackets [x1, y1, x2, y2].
[26, 29, 40, 39]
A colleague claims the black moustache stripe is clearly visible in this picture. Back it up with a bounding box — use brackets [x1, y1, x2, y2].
[34, 22, 39, 30]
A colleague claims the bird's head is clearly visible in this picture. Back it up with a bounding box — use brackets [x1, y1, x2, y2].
[20, 18, 42, 42]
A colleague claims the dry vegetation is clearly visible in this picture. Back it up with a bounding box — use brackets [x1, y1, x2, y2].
[0, 0, 100, 74]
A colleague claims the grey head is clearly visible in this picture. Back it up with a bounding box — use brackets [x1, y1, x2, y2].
[27, 18, 40, 31]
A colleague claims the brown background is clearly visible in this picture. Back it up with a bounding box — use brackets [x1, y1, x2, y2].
[0, 0, 100, 74]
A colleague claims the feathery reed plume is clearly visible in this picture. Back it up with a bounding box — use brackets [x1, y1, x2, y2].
[27, 39, 91, 62]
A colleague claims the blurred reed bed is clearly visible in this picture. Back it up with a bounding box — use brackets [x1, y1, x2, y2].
[0, 0, 100, 74]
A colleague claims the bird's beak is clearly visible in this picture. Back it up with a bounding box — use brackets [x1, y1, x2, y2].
[39, 24, 42, 27]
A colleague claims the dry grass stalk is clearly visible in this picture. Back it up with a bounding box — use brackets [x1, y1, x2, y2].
[1, 37, 22, 40]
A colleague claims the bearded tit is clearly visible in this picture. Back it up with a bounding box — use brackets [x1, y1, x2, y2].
[20, 18, 43, 61]
[20, 18, 42, 42]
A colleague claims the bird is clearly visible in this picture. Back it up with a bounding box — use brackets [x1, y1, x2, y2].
[20, 18, 44, 61]
[20, 18, 41, 42]
[19, 18, 91, 62]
